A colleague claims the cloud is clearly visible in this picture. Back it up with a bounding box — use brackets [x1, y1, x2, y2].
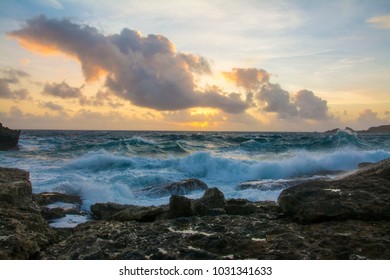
[257, 83, 298, 118]
[367, 14, 390, 29]
[293, 89, 329, 120]
[42, 0, 63, 9]
[9, 15, 249, 114]
[257, 83, 330, 120]
[1, 68, 30, 83]
[0, 106, 150, 130]
[88, 90, 124, 108]
[41, 101, 64, 111]
[222, 68, 270, 90]
[354, 109, 389, 129]
[8, 15, 334, 121]
[42, 81, 83, 99]
[163, 109, 223, 123]
[0, 68, 30, 100]
[222, 67, 330, 120]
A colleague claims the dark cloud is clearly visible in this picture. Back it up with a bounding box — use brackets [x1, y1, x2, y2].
[257, 83, 298, 118]
[293, 89, 329, 120]
[9, 15, 248, 113]
[257, 83, 330, 120]
[1, 68, 30, 84]
[0, 68, 30, 100]
[42, 81, 82, 99]
[41, 101, 64, 111]
[222, 67, 330, 120]
[76, 90, 124, 108]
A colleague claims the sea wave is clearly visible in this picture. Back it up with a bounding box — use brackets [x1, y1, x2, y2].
[33, 147, 388, 208]
[5, 130, 390, 209]
[64, 147, 390, 184]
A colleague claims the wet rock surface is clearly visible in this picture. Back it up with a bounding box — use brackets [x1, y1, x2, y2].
[278, 158, 390, 223]
[33, 191, 84, 220]
[1, 158, 390, 259]
[141, 178, 208, 197]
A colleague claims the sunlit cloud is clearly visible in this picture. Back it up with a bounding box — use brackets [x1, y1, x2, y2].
[5, 9, 387, 131]
[367, 14, 390, 29]
[8, 15, 250, 114]
[222, 67, 331, 121]
[222, 68, 270, 91]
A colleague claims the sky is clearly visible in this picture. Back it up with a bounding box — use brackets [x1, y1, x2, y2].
[0, 0, 389, 131]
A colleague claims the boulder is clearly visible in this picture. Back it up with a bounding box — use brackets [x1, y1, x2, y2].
[91, 202, 167, 222]
[166, 195, 193, 218]
[40, 207, 67, 220]
[91, 187, 229, 221]
[225, 199, 257, 215]
[191, 187, 226, 216]
[278, 158, 390, 223]
[111, 205, 167, 222]
[142, 179, 208, 197]
[0, 123, 20, 150]
[90, 202, 134, 220]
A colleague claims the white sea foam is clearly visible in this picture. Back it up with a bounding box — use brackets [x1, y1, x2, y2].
[25, 148, 390, 209]
[2, 131, 390, 210]
[49, 214, 89, 228]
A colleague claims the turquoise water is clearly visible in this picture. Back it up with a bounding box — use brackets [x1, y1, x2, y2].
[1, 129, 389, 209]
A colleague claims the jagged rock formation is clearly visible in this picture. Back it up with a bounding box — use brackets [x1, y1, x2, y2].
[0, 167, 57, 259]
[324, 124, 390, 134]
[0, 123, 20, 150]
[278, 158, 390, 223]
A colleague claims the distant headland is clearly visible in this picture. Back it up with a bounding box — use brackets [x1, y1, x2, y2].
[324, 124, 390, 134]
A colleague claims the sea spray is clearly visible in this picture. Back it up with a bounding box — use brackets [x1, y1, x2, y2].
[1, 130, 390, 209]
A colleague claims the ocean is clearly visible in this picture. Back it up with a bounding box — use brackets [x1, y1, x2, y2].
[1, 129, 390, 211]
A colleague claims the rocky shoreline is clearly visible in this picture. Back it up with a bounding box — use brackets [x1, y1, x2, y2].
[0, 123, 20, 150]
[1, 158, 390, 260]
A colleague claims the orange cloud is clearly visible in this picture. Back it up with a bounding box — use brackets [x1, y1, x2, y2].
[10, 36, 107, 81]
[222, 68, 270, 90]
[10, 37, 61, 56]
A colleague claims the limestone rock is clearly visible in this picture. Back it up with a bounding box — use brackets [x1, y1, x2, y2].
[0, 123, 20, 150]
[111, 205, 168, 222]
[225, 199, 257, 215]
[166, 195, 193, 218]
[0, 167, 57, 259]
[33, 192, 82, 206]
[142, 179, 208, 197]
[90, 202, 129, 220]
[191, 187, 227, 216]
[278, 158, 390, 223]
[0, 167, 32, 209]
[91, 202, 167, 222]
